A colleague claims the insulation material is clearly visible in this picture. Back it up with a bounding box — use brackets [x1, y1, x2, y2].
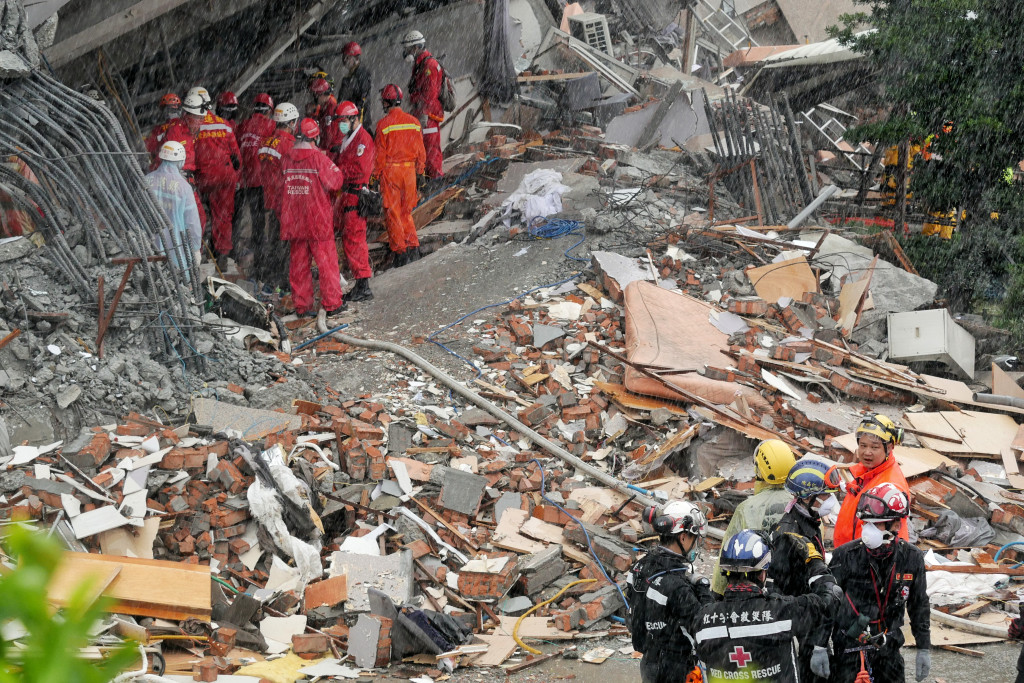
[623, 281, 769, 410]
[247, 476, 322, 591]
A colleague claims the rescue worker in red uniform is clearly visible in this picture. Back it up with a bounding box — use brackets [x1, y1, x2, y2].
[256, 102, 299, 289]
[183, 93, 240, 268]
[217, 91, 240, 134]
[328, 100, 375, 301]
[372, 85, 426, 267]
[279, 118, 345, 317]
[402, 30, 444, 178]
[145, 93, 183, 170]
[309, 77, 338, 149]
[234, 93, 276, 273]
[338, 42, 373, 129]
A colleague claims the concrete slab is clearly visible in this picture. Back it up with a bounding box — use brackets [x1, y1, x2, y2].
[532, 323, 565, 348]
[348, 613, 381, 669]
[493, 491, 525, 524]
[437, 467, 488, 516]
[329, 550, 413, 612]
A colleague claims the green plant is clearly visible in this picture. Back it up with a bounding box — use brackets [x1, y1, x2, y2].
[0, 526, 139, 682]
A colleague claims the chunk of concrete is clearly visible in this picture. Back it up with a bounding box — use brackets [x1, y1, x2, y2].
[437, 467, 488, 516]
[519, 545, 566, 595]
[348, 613, 381, 669]
[493, 491, 525, 524]
[499, 595, 535, 615]
[329, 549, 413, 612]
[532, 324, 565, 349]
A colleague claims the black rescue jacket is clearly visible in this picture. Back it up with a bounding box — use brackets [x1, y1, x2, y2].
[692, 579, 839, 683]
[626, 546, 714, 680]
[828, 539, 931, 655]
[768, 506, 830, 597]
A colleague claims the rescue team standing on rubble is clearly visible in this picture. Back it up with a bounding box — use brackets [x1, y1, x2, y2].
[629, 414, 935, 682]
[144, 32, 444, 315]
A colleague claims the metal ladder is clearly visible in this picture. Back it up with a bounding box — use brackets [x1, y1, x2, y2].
[801, 104, 873, 170]
[690, 0, 757, 54]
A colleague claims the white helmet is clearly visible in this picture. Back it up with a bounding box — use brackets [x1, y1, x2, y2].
[158, 141, 187, 162]
[273, 102, 300, 123]
[182, 94, 205, 115]
[401, 29, 425, 48]
[644, 500, 707, 538]
[187, 86, 211, 104]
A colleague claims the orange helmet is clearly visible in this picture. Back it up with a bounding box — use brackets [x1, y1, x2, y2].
[380, 84, 403, 105]
[160, 93, 181, 108]
[342, 41, 362, 58]
[335, 100, 360, 117]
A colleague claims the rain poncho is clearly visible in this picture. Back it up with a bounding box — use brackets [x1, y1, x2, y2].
[144, 162, 201, 270]
[710, 485, 793, 595]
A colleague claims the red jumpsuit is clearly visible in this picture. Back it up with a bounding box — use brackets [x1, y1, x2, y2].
[194, 112, 240, 256]
[313, 95, 338, 150]
[373, 108, 425, 254]
[279, 143, 345, 314]
[146, 119, 179, 170]
[235, 112, 277, 262]
[328, 123, 374, 279]
[257, 129, 295, 216]
[409, 50, 445, 178]
[162, 119, 207, 230]
[255, 128, 296, 287]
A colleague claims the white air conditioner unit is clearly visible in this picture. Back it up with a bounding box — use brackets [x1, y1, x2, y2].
[568, 12, 613, 56]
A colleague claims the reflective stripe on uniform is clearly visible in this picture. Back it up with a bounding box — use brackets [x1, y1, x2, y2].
[258, 147, 281, 158]
[729, 620, 792, 639]
[646, 586, 668, 605]
[382, 123, 421, 135]
[200, 123, 233, 133]
[422, 127, 439, 134]
[695, 625, 729, 643]
[285, 168, 320, 176]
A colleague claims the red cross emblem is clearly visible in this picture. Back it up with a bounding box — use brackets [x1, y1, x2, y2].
[729, 645, 752, 667]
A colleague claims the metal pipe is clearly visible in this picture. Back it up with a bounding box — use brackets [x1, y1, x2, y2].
[971, 393, 1024, 410]
[317, 327, 662, 510]
[787, 184, 839, 229]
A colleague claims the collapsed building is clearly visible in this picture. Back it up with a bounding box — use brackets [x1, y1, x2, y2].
[1, 0, 1022, 679]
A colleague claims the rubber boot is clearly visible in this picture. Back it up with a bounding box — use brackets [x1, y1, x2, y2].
[348, 278, 374, 302]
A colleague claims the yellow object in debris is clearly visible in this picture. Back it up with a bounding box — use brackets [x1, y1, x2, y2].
[512, 578, 597, 655]
[235, 653, 328, 683]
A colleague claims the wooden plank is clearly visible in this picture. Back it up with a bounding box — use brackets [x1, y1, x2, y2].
[466, 632, 518, 667]
[491, 509, 546, 554]
[944, 411, 1020, 456]
[1002, 447, 1021, 476]
[48, 552, 211, 620]
[938, 644, 985, 657]
[836, 262, 875, 335]
[517, 72, 592, 82]
[593, 381, 690, 415]
[926, 565, 1024, 576]
[414, 187, 465, 231]
[747, 256, 818, 305]
[992, 363, 1024, 400]
[520, 517, 565, 545]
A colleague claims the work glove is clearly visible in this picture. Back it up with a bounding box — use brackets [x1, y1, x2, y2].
[915, 649, 930, 682]
[810, 645, 830, 679]
[1010, 617, 1024, 640]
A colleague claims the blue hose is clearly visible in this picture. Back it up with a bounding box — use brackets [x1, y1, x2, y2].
[294, 323, 349, 351]
[994, 541, 1024, 562]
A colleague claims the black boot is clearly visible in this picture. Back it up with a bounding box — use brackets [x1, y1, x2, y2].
[348, 278, 374, 302]
[408, 246, 422, 263]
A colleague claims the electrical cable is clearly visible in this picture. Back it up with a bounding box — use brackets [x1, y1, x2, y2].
[532, 458, 630, 610]
[527, 216, 588, 262]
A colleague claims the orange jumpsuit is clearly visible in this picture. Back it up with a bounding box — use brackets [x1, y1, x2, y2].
[372, 108, 425, 255]
[834, 455, 911, 547]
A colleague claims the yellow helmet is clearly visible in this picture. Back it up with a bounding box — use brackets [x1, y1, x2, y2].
[856, 413, 903, 446]
[754, 439, 797, 484]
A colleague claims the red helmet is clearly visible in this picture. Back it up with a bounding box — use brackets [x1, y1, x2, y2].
[309, 77, 331, 95]
[856, 483, 910, 522]
[217, 91, 238, 106]
[380, 84, 403, 105]
[252, 92, 273, 109]
[335, 100, 360, 117]
[160, 93, 181, 108]
[342, 41, 362, 58]
[298, 117, 321, 140]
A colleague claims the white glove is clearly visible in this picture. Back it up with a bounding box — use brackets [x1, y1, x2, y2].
[810, 645, 830, 678]
[915, 649, 931, 681]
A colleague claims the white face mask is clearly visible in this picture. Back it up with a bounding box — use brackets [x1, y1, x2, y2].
[813, 493, 839, 518]
[860, 521, 894, 549]
[405, 53, 416, 64]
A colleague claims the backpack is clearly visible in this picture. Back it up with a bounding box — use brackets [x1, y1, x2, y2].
[434, 57, 457, 113]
